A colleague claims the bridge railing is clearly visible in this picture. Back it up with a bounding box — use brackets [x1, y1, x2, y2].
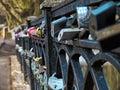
[15, 0, 120, 90]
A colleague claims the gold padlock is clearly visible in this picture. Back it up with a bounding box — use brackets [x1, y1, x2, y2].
[36, 28, 42, 37]
[33, 57, 42, 67]
[33, 57, 42, 62]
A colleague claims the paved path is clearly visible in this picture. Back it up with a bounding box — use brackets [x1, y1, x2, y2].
[0, 37, 15, 90]
[0, 56, 30, 90]
[0, 56, 11, 90]
[10, 56, 30, 90]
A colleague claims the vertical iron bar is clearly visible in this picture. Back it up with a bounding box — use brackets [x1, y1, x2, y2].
[29, 58, 35, 90]
[43, 7, 53, 77]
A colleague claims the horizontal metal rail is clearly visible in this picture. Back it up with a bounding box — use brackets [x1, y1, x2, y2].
[51, 0, 102, 19]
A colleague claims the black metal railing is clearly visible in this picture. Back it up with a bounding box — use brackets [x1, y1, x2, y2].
[15, 0, 120, 90]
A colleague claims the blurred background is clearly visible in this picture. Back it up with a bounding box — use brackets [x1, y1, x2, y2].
[0, 0, 64, 38]
[0, 0, 43, 38]
[0, 0, 64, 55]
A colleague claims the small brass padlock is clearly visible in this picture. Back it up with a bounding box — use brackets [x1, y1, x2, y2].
[33, 57, 42, 62]
[36, 27, 42, 37]
[33, 57, 42, 68]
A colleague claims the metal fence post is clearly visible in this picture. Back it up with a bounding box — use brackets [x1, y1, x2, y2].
[42, 6, 53, 77]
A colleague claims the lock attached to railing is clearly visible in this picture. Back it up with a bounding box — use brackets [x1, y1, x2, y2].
[57, 28, 81, 41]
[26, 48, 35, 59]
[18, 46, 26, 56]
[96, 23, 120, 51]
[89, 1, 116, 39]
[36, 27, 42, 37]
[31, 56, 47, 87]
[51, 17, 67, 37]
[33, 57, 42, 67]
[33, 57, 42, 62]
[89, 1, 120, 51]
[76, 6, 91, 28]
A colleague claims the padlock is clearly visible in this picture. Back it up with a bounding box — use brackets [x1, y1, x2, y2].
[57, 28, 81, 41]
[76, 6, 91, 28]
[39, 65, 47, 74]
[33, 57, 42, 62]
[89, 1, 116, 39]
[36, 27, 42, 37]
[96, 23, 120, 51]
[28, 27, 38, 38]
[15, 44, 19, 50]
[33, 57, 42, 68]
[28, 27, 36, 35]
[26, 51, 35, 59]
[51, 17, 67, 37]
[18, 47, 23, 52]
[34, 69, 39, 76]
